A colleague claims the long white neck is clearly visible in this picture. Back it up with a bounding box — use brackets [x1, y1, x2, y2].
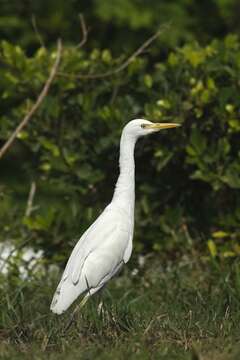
[111, 131, 137, 216]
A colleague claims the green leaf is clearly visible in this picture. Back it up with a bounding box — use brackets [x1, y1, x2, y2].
[207, 240, 217, 257]
[190, 129, 207, 155]
[144, 74, 153, 88]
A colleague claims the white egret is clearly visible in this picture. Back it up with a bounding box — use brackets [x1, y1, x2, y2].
[50, 119, 180, 314]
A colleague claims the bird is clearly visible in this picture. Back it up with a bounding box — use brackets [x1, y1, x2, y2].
[50, 119, 180, 315]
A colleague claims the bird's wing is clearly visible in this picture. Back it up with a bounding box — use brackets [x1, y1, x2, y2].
[71, 220, 118, 285]
[51, 208, 131, 314]
[70, 208, 130, 285]
[62, 208, 131, 285]
[59, 206, 114, 283]
[79, 225, 128, 289]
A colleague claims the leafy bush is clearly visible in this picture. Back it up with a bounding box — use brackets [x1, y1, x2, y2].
[0, 35, 240, 266]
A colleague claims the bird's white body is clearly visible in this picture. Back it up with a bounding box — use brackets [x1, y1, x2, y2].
[51, 119, 179, 314]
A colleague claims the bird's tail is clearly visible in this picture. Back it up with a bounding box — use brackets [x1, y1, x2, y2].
[50, 279, 85, 315]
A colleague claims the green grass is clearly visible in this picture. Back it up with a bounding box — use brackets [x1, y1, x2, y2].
[0, 253, 240, 359]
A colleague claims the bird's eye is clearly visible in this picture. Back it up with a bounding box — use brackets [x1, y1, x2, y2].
[141, 124, 147, 129]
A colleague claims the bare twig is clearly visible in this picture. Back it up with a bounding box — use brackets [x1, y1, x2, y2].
[110, 84, 119, 105]
[58, 24, 169, 80]
[75, 13, 88, 49]
[25, 181, 36, 217]
[31, 15, 45, 48]
[0, 39, 62, 160]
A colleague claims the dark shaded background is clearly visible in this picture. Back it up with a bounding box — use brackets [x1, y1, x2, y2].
[1, 0, 240, 53]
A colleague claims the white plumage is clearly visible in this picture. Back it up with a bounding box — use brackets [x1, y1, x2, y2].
[50, 119, 179, 314]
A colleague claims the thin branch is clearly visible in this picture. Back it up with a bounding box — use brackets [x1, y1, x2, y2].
[0, 39, 62, 160]
[25, 181, 36, 217]
[110, 84, 120, 105]
[31, 15, 45, 49]
[75, 13, 88, 49]
[58, 24, 170, 80]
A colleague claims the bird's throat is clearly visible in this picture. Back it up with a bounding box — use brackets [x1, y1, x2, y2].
[112, 132, 136, 216]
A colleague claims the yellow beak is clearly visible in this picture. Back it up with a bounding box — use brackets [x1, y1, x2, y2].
[144, 122, 181, 130]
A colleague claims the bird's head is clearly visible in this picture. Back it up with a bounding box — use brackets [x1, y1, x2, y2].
[124, 119, 180, 138]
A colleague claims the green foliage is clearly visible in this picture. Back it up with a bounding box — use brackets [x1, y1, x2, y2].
[0, 35, 240, 261]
